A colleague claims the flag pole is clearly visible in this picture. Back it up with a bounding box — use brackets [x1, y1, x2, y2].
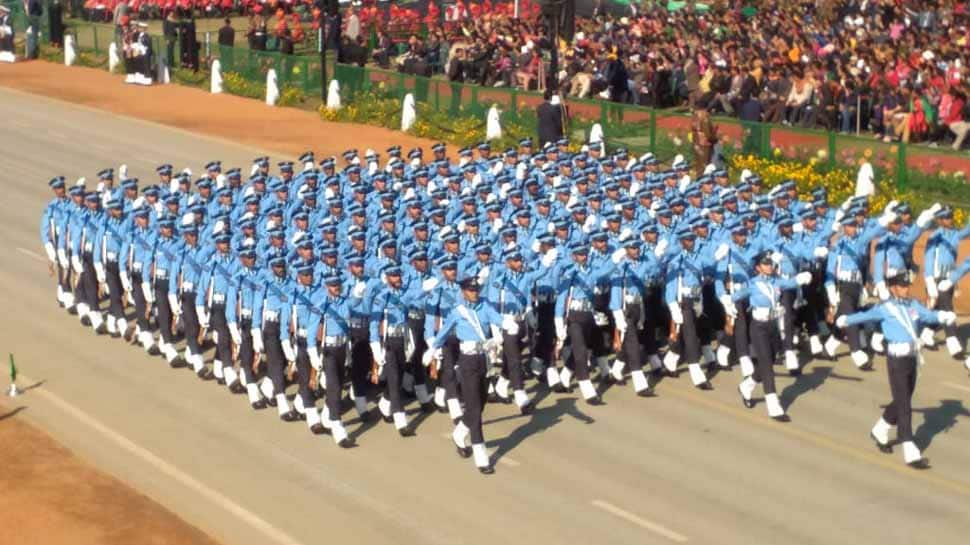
[7, 353, 18, 397]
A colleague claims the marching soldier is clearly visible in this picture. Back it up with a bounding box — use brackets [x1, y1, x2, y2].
[663, 226, 714, 390]
[838, 273, 956, 468]
[171, 220, 210, 376]
[197, 233, 237, 383]
[554, 241, 605, 405]
[151, 216, 183, 367]
[252, 256, 300, 422]
[120, 206, 158, 353]
[226, 245, 266, 407]
[283, 263, 327, 435]
[369, 264, 416, 437]
[93, 198, 130, 337]
[424, 256, 464, 420]
[922, 205, 970, 357]
[609, 234, 659, 397]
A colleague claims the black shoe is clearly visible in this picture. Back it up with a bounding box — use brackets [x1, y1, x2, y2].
[907, 458, 931, 470]
[636, 387, 656, 398]
[312, 387, 325, 400]
[216, 377, 226, 386]
[147, 346, 161, 356]
[420, 401, 436, 414]
[310, 423, 327, 435]
[456, 445, 472, 458]
[739, 386, 755, 409]
[697, 381, 714, 391]
[487, 392, 500, 403]
[266, 396, 277, 407]
[859, 362, 874, 371]
[338, 437, 355, 449]
[197, 368, 214, 381]
[123, 328, 135, 342]
[436, 405, 448, 414]
[664, 369, 679, 379]
[251, 399, 267, 410]
[478, 465, 495, 475]
[67, 306, 78, 315]
[519, 401, 535, 415]
[280, 410, 299, 422]
[80, 316, 92, 327]
[553, 383, 568, 394]
[382, 413, 393, 424]
[169, 357, 185, 369]
[586, 396, 604, 406]
[870, 432, 892, 454]
[398, 426, 415, 437]
[229, 382, 246, 394]
[110, 331, 122, 339]
[95, 323, 108, 335]
[789, 368, 802, 377]
[772, 414, 792, 423]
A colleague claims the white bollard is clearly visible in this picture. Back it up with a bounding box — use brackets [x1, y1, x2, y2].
[589, 122, 604, 149]
[265, 69, 279, 106]
[326, 79, 341, 110]
[64, 35, 76, 66]
[210, 59, 223, 94]
[401, 93, 416, 131]
[108, 42, 119, 72]
[486, 104, 502, 141]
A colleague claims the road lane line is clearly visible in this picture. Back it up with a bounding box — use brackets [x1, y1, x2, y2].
[16, 247, 46, 262]
[941, 382, 970, 394]
[21, 374, 305, 545]
[592, 499, 688, 543]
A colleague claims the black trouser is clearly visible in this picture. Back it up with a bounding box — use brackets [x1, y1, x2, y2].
[535, 299, 556, 364]
[295, 338, 315, 409]
[263, 321, 286, 397]
[566, 311, 596, 381]
[732, 300, 751, 359]
[439, 335, 461, 401]
[154, 278, 175, 343]
[210, 303, 231, 365]
[651, 286, 671, 342]
[349, 325, 373, 399]
[883, 355, 918, 441]
[383, 336, 406, 413]
[750, 318, 781, 395]
[836, 282, 864, 352]
[105, 261, 124, 319]
[407, 316, 429, 387]
[672, 300, 703, 364]
[703, 283, 725, 341]
[617, 304, 644, 372]
[458, 353, 488, 444]
[58, 258, 72, 300]
[592, 291, 613, 358]
[780, 289, 797, 351]
[932, 287, 959, 339]
[79, 253, 98, 311]
[322, 344, 348, 420]
[238, 318, 257, 384]
[181, 291, 202, 355]
[644, 285, 663, 353]
[132, 271, 150, 332]
[501, 318, 528, 390]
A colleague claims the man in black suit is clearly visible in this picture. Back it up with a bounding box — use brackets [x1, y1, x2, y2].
[537, 89, 565, 146]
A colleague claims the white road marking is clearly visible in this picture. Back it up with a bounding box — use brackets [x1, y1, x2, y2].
[16, 247, 46, 262]
[20, 374, 305, 545]
[591, 499, 688, 543]
[942, 382, 970, 394]
[438, 433, 521, 466]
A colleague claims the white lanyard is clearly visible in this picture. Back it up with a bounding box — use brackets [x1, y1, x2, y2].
[754, 278, 775, 308]
[456, 304, 487, 341]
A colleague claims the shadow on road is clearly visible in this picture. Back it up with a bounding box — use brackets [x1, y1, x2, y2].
[486, 389, 594, 463]
[780, 365, 861, 410]
[0, 406, 27, 421]
[914, 399, 970, 450]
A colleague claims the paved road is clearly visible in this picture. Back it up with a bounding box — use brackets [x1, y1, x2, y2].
[2, 88, 970, 545]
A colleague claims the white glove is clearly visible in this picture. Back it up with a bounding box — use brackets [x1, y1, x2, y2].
[836, 315, 849, 329]
[925, 277, 939, 299]
[142, 282, 155, 304]
[612, 310, 628, 333]
[422, 347, 440, 367]
[44, 242, 56, 263]
[825, 283, 839, 307]
[368, 161, 378, 176]
[937, 278, 953, 292]
[554, 317, 566, 340]
[515, 162, 527, 181]
[167, 293, 181, 316]
[196, 305, 209, 328]
[795, 272, 813, 286]
[840, 196, 854, 211]
[878, 208, 898, 227]
[793, 222, 804, 233]
[120, 271, 131, 292]
[654, 238, 669, 258]
[937, 311, 957, 325]
[541, 248, 558, 268]
[57, 247, 68, 267]
[771, 252, 783, 265]
[491, 162, 503, 176]
[714, 243, 729, 261]
[422, 277, 439, 292]
[719, 295, 737, 318]
[95, 262, 106, 284]
[875, 281, 890, 301]
[71, 255, 84, 274]
[611, 247, 626, 264]
[492, 217, 504, 232]
[832, 210, 845, 232]
[669, 303, 684, 325]
[456, 219, 466, 233]
[813, 246, 829, 259]
[916, 208, 937, 229]
[370, 341, 385, 366]
[501, 315, 519, 335]
[229, 323, 242, 346]
[531, 239, 541, 253]
[281, 338, 297, 363]
[477, 266, 490, 283]
[308, 346, 323, 371]
[251, 329, 264, 353]
[410, 157, 421, 169]
[351, 281, 367, 298]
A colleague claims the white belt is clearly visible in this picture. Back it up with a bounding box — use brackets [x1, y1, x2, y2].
[132, 262, 143, 272]
[593, 286, 606, 295]
[182, 281, 195, 291]
[678, 286, 701, 299]
[263, 310, 279, 322]
[324, 335, 348, 346]
[384, 324, 406, 337]
[459, 341, 486, 354]
[212, 293, 226, 304]
[297, 328, 308, 338]
[407, 310, 425, 320]
[84, 242, 93, 253]
[569, 299, 593, 312]
[155, 269, 168, 279]
[623, 294, 642, 305]
[106, 251, 118, 261]
[240, 309, 252, 319]
[503, 311, 526, 321]
[751, 307, 777, 322]
[349, 317, 366, 328]
[887, 342, 915, 357]
[887, 267, 903, 277]
[836, 270, 861, 283]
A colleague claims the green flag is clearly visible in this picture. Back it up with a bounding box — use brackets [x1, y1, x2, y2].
[9, 353, 15, 383]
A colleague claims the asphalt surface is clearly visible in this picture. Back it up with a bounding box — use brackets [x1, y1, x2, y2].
[2, 87, 970, 545]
